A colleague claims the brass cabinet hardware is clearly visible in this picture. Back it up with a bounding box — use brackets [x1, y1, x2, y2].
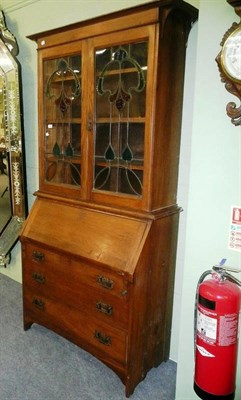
[96, 301, 113, 315]
[32, 251, 45, 262]
[94, 330, 111, 346]
[32, 272, 45, 284]
[32, 298, 45, 310]
[97, 275, 114, 290]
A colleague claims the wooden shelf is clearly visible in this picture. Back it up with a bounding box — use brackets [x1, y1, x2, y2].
[95, 158, 144, 170]
[96, 66, 146, 76]
[45, 73, 81, 83]
[46, 118, 81, 124]
[45, 154, 81, 164]
[96, 117, 145, 124]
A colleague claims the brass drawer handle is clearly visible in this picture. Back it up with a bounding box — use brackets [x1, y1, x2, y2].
[32, 298, 45, 310]
[97, 275, 114, 290]
[96, 301, 113, 316]
[32, 272, 45, 284]
[32, 251, 45, 262]
[94, 330, 111, 346]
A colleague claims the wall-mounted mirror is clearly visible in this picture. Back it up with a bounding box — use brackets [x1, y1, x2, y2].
[0, 10, 27, 267]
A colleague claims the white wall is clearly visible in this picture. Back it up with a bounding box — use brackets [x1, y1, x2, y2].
[1, 1, 241, 399]
[176, 1, 241, 399]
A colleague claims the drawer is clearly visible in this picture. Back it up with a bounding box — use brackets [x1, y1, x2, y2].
[22, 243, 129, 330]
[22, 242, 129, 298]
[24, 290, 127, 366]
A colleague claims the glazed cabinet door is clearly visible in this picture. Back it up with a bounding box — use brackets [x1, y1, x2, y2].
[38, 42, 85, 199]
[38, 25, 157, 208]
[90, 25, 157, 210]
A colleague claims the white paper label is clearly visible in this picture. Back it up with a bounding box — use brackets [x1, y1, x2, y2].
[197, 309, 217, 343]
[218, 313, 239, 346]
[228, 205, 241, 252]
[196, 344, 215, 358]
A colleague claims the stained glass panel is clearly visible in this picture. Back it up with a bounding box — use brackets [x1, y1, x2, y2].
[94, 41, 147, 196]
[43, 55, 81, 186]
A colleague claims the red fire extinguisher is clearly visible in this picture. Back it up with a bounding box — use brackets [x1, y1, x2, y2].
[194, 259, 241, 400]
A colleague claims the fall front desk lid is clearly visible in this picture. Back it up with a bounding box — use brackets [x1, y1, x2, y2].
[21, 198, 151, 277]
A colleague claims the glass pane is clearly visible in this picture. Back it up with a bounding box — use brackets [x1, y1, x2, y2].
[94, 41, 147, 197]
[44, 55, 81, 187]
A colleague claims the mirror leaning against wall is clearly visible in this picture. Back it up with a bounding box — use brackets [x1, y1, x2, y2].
[0, 10, 27, 267]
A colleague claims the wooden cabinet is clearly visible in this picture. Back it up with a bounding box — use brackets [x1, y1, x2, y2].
[20, 1, 198, 397]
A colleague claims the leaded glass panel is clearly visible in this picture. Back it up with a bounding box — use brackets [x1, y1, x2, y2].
[43, 55, 81, 186]
[94, 41, 147, 196]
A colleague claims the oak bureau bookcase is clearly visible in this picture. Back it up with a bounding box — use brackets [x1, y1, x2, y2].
[20, 1, 198, 397]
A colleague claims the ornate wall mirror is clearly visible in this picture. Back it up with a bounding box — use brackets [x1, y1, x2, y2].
[0, 10, 27, 267]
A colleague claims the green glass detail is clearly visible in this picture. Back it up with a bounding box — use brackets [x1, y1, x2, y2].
[53, 142, 61, 156]
[96, 77, 104, 95]
[46, 57, 81, 116]
[65, 142, 74, 157]
[95, 42, 147, 196]
[113, 47, 128, 61]
[122, 145, 133, 162]
[96, 45, 145, 112]
[104, 145, 115, 161]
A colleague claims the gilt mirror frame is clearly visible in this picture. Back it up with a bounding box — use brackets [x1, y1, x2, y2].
[0, 10, 27, 267]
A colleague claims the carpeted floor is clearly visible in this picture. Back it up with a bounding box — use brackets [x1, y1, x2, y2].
[0, 273, 176, 400]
